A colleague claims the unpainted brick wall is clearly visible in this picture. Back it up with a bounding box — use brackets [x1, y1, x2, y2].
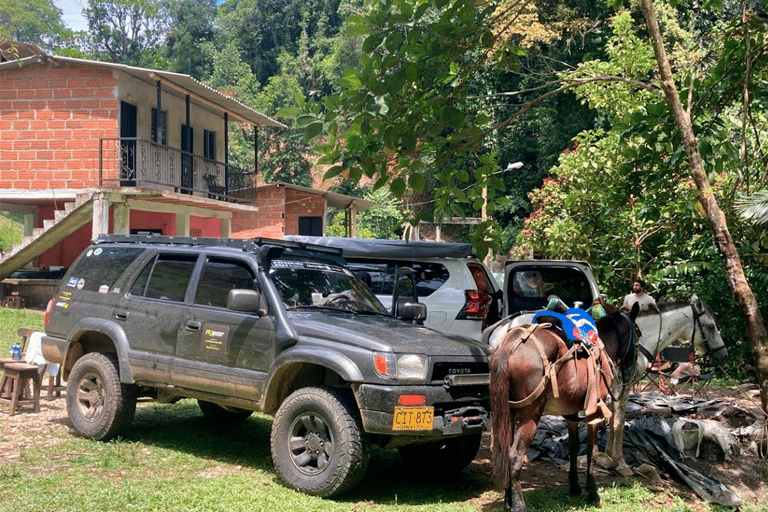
[0, 62, 119, 189]
[231, 186, 287, 239]
[230, 185, 327, 239]
[285, 188, 325, 235]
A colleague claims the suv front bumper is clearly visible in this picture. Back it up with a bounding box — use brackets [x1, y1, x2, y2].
[356, 383, 489, 437]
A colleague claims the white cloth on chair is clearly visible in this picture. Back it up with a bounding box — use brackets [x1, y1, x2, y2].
[24, 331, 60, 377]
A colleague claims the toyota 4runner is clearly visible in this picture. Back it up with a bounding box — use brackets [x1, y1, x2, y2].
[41, 235, 490, 497]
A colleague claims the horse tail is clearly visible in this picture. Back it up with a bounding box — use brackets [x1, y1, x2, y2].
[490, 337, 517, 487]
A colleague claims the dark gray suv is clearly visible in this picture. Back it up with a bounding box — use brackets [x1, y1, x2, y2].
[41, 235, 490, 497]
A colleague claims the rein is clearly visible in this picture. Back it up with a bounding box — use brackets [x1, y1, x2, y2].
[691, 302, 728, 361]
[636, 306, 663, 363]
[603, 311, 638, 402]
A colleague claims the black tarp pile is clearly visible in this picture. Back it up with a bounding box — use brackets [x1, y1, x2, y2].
[527, 393, 756, 507]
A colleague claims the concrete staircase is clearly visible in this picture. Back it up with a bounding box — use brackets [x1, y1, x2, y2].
[0, 192, 95, 280]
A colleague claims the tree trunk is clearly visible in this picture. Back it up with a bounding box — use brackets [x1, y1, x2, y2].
[640, 0, 768, 415]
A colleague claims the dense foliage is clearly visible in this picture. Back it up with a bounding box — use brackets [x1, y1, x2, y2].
[3, 0, 768, 376]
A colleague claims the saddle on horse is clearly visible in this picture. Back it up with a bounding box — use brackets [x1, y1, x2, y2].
[506, 313, 613, 423]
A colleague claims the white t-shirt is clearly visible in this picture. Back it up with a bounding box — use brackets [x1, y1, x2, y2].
[622, 292, 657, 312]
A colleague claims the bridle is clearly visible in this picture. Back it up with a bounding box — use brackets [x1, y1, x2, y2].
[691, 301, 727, 361]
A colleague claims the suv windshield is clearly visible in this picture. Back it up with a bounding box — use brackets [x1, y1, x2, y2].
[270, 260, 389, 314]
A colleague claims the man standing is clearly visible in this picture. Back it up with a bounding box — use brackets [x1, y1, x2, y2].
[621, 278, 657, 313]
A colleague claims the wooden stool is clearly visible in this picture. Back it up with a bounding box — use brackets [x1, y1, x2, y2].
[0, 362, 43, 415]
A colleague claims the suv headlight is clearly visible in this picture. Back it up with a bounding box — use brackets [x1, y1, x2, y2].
[373, 352, 428, 380]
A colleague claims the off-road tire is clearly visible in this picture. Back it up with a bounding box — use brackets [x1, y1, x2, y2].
[271, 387, 369, 497]
[66, 352, 137, 441]
[197, 400, 253, 423]
[398, 432, 482, 473]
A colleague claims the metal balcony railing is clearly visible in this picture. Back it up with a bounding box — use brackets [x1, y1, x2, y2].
[99, 138, 255, 203]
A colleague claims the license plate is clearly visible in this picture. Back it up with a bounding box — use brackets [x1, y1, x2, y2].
[392, 406, 434, 431]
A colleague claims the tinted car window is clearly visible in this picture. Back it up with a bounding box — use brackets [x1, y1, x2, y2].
[67, 247, 145, 292]
[195, 257, 255, 308]
[346, 261, 449, 298]
[129, 253, 198, 302]
[412, 262, 449, 297]
[347, 262, 393, 296]
[510, 267, 594, 305]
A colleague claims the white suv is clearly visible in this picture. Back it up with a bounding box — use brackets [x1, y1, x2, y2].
[284, 236, 501, 341]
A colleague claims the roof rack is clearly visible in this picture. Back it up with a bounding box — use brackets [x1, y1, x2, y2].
[250, 238, 343, 257]
[93, 234, 343, 257]
[95, 234, 257, 250]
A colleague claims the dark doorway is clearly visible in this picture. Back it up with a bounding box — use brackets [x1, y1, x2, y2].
[299, 216, 323, 236]
[120, 101, 138, 186]
[181, 124, 194, 194]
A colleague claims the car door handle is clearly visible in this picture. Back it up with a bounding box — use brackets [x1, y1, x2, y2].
[185, 321, 202, 331]
[115, 310, 128, 321]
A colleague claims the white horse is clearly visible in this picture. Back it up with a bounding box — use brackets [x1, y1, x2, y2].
[603, 294, 728, 465]
[633, 293, 728, 378]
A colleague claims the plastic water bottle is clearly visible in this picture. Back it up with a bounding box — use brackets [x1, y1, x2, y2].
[11, 344, 21, 360]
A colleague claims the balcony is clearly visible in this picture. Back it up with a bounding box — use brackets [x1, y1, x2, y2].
[99, 138, 255, 203]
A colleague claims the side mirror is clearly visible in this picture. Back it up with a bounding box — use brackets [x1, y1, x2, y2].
[399, 302, 427, 322]
[228, 289, 268, 316]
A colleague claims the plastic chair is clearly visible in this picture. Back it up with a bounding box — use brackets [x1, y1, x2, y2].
[19, 328, 65, 400]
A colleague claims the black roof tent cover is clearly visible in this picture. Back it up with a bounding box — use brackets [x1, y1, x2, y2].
[284, 236, 475, 259]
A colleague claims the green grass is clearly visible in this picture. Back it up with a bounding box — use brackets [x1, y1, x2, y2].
[0, 305, 764, 512]
[0, 307, 45, 354]
[0, 213, 23, 253]
[3, 397, 760, 512]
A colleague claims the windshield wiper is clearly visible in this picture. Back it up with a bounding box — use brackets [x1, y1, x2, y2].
[352, 309, 392, 317]
[288, 305, 359, 314]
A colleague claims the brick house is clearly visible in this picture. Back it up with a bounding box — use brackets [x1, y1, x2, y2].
[0, 42, 370, 282]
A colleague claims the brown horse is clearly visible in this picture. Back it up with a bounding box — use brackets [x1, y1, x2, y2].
[490, 302, 639, 512]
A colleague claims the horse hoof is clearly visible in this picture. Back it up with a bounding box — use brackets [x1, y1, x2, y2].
[587, 494, 601, 506]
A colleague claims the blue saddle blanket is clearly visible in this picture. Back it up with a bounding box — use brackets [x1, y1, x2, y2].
[532, 308, 598, 347]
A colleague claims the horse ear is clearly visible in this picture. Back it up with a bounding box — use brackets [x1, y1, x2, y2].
[630, 301, 640, 321]
[692, 294, 704, 313]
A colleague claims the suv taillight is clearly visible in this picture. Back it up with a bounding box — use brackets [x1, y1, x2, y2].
[457, 290, 491, 319]
[44, 298, 53, 327]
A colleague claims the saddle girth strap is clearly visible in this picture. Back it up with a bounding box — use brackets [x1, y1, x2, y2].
[582, 342, 614, 423]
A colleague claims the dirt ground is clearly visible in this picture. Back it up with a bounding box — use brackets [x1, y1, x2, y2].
[468, 385, 768, 510]
[1, 386, 766, 510]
